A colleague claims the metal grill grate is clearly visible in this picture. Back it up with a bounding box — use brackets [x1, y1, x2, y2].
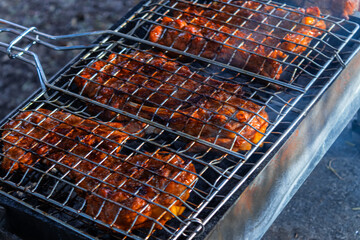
[115, 0, 358, 91]
[0, 0, 359, 239]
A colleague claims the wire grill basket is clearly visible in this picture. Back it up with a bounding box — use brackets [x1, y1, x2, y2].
[0, 0, 359, 239]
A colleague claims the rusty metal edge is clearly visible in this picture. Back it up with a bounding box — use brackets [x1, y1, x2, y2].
[204, 49, 360, 240]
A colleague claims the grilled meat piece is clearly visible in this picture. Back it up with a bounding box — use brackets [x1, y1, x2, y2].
[150, 16, 283, 79]
[85, 152, 196, 230]
[128, 94, 268, 152]
[75, 51, 242, 112]
[1, 109, 143, 172]
[149, 0, 326, 80]
[1, 109, 197, 230]
[75, 51, 268, 152]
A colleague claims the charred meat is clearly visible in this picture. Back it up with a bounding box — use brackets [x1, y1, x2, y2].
[1, 109, 197, 230]
[1, 109, 142, 172]
[149, 0, 326, 79]
[85, 152, 196, 230]
[75, 51, 268, 152]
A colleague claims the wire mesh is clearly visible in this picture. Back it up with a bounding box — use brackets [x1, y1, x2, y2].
[0, 0, 359, 239]
[116, 0, 358, 91]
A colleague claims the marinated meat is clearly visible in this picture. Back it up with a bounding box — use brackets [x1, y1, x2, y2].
[149, 0, 326, 79]
[127, 94, 268, 152]
[1, 109, 142, 172]
[75, 51, 268, 152]
[85, 152, 196, 230]
[75, 51, 243, 111]
[1, 109, 197, 230]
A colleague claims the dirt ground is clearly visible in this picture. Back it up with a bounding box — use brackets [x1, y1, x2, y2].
[0, 1, 359, 240]
[0, 0, 139, 120]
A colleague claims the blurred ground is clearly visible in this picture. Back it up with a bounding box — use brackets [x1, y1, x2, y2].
[0, 0, 139, 120]
[0, 1, 359, 240]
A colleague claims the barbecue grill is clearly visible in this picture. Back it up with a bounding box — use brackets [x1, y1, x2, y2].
[0, 0, 359, 239]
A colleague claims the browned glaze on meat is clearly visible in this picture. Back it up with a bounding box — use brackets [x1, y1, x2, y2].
[75, 51, 238, 113]
[1, 109, 142, 172]
[128, 94, 268, 152]
[85, 152, 196, 230]
[75, 51, 268, 152]
[1, 109, 197, 230]
[149, 0, 326, 80]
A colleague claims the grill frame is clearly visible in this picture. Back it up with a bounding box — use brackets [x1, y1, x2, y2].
[203, 36, 360, 240]
[0, 1, 359, 240]
[117, 0, 358, 91]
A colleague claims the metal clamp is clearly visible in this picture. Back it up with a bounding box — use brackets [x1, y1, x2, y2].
[7, 26, 38, 59]
[0, 19, 111, 93]
[334, 50, 346, 68]
[182, 217, 205, 236]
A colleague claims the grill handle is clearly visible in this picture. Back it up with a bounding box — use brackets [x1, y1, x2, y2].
[0, 18, 125, 93]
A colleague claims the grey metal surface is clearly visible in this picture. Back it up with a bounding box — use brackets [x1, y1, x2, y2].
[263, 126, 360, 239]
[205, 45, 360, 240]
